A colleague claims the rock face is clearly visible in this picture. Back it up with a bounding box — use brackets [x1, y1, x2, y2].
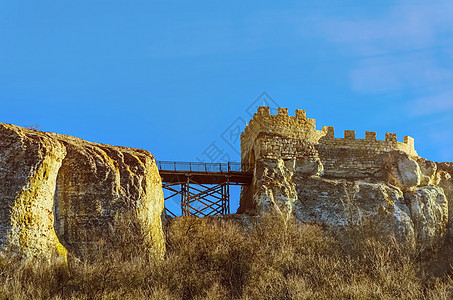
[0, 124, 67, 260]
[438, 162, 453, 236]
[0, 123, 165, 260]
[240, 107, 452, 253]
[244, 157, 450, 252]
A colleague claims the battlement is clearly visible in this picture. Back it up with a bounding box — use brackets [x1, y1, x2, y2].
[241, 107, 418, 165]
[255, 106, 312, 122]
[241, 106, 319, 142]
[320, 126, 417, 156]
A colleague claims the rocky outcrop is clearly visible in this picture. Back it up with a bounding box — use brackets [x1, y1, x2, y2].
[0, 124, 67, 261]
[0, 123, 165, 260]
[240, 152, 452, 253]
[438, 162, 453, 237]
[51, 134, 165, 259]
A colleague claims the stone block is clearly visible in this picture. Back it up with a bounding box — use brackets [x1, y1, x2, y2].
[344, 130, 356, 140]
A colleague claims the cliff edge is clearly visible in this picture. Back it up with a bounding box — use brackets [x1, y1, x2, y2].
[0, 123, 165, 261]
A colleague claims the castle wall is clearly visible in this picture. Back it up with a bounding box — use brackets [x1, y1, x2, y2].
[255, 133, 318, 160]
[241, 107, 418, 178]
[318, 126, 417, 178]
[241, 107, 322, 168]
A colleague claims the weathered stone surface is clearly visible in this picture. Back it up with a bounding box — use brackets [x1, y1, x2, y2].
[240, 107, 453, 253]
[417, 158, 438, 186]
[0, 124, 67, 260]
[294, 157, 323, 176]
[395, 154, 421, 187]
[438, 163, 453, 236]
[293, 177, 413, 238]
[404, 186, 448, 251]
[52, 134, 165, 259]
[240, 159, 296, 218]
[0, 123, 165, 260]
[242, 156, 450, 253]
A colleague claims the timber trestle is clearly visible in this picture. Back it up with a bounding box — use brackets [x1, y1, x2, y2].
[157, 161, 253, 217]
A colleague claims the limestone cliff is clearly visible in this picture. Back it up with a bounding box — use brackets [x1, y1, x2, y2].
[0, 124, 67, 260]
[0, 123, 165, 260]
[239, 107, 453, 253]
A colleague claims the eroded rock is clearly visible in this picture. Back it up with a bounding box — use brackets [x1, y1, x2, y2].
[396, 154, 421, 187]
[417, 158, 438, 186]
[0, 123, 165, 260]
[52, 134, 165, 259]
[0, 124, 67, 260]
[438, 163, 453, 236]
[295, 157, 323, 176]
[404, 186, 448, 251]
[240, 152, 452, 253]
[294, 178, 415, 243]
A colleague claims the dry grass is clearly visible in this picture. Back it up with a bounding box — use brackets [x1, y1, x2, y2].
[1, 215, 453, 299]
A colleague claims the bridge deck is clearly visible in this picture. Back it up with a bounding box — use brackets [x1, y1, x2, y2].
[157, 161, 253, 185]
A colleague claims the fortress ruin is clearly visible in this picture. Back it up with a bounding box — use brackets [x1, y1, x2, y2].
[241, 106, 418, 179]
[238, 106, 453, 253]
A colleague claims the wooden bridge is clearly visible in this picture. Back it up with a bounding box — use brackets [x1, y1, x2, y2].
[157, 161, 253, 217]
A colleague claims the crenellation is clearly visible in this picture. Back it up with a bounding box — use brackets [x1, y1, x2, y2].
[322, 126, 335, 139]
[277, 107, 288, 116]
[365, 131, 377, 141]
[404, 136, 414, 147]
[344, 130, 355, 140]
[258, 106, 270, 116]
[295, 109, 306, 119]
[241, 107, 418, 170]
[385, 133, 397, 142]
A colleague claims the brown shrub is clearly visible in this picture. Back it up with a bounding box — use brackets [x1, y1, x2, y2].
[1, 214, 452, 299]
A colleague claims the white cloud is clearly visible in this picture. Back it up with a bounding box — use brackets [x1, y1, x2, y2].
[317, 1, 453, 118]
[349, 55, 453, 93]
[321, 1, 453, 56]
[409, 89, 453, 116]
[319, 2, 452, 85]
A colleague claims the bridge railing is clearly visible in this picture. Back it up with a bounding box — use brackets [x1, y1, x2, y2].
[156, 161, 253, 173]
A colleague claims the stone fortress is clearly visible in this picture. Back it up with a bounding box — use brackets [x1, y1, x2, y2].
[239, 106, 453, 254]
[241, 106, 417, 178]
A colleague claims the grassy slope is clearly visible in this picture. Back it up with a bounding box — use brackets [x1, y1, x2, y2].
[1, 215, 453, 299]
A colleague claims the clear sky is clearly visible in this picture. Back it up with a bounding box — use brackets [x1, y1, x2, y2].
[1, 1, 452, 212]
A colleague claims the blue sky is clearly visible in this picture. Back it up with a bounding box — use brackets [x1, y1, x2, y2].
[1, 1, 452, 212]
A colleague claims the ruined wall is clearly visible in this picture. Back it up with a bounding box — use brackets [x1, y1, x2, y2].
[318, 127, 417, 179]
[241, 107, 322, 167]
[241, 107, 417, 178]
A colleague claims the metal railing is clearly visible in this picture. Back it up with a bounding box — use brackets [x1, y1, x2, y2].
[156, 161, 252, 173]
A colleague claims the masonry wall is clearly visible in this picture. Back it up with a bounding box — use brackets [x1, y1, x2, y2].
[241, 107, 418, 178]
[255, 133, 318, 160]
[241, 107, 322, 168]
[317, 126, 417, 178]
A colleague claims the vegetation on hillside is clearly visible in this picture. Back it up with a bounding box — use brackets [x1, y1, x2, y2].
[1, 215, 453, 299]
